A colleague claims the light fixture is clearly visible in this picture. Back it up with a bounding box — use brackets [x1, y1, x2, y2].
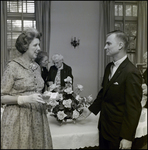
[71, 37, 80, 48]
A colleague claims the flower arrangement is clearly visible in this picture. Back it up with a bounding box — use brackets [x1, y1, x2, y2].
[43, 76, 93, 124]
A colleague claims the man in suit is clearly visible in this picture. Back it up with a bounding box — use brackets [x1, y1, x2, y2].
[46, 54, 73, 91]
[80, 30, 142, 149]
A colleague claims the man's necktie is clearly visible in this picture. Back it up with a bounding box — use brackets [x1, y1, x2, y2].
[109, 62, 115, 80]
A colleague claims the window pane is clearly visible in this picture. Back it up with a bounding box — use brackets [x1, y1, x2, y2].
[27, 2, 35, 13]
[129, 37, 136, 49]
[7, 20, 12, 31]
[7, 33, 12, 48]
[133, 5, 137, 16]
[126, 5, 132, 16]
[12, 33, 20, 46]
[119, 5, 123, 16]
[9, 1, 18, 12]
[12, 20, 22, 31]
[7, 1, 10, 12]
[115, 22, 123, 31]
[130, 24, 137, 36]
[24, 20, 36, 30]
[23, 1, 27, 13]
[18, 1, 22, 13]
[125, 23, 137, 37]
[115, 5, 118, 16]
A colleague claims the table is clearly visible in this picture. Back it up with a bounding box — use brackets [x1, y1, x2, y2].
[47, 108, 147, 149]
[47, 112, 100, 149]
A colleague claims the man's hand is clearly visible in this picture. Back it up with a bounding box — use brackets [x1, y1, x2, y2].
[119, 139, 132, 149]
[78, 107, 91, 119]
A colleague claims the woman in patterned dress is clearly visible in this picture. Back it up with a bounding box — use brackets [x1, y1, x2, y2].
[1, 28, 53, 149]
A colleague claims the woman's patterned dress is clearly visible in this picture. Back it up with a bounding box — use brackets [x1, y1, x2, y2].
[1, 57, 53, 149]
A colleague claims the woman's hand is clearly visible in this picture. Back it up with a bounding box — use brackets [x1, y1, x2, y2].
[17, 93, 45, 105]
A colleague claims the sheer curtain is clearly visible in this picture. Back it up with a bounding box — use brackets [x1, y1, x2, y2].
[35, 1, 51, 54]
[97, 1, 115, 89]
[137, 1, 147, 63]
[1, 1, 8, 78]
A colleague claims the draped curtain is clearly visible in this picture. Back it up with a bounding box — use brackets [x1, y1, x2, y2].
[97, 1, 115, 89]
[35, 1, 51, 54]
[137, 1, 147, 63]
[1, 1, 8, 78]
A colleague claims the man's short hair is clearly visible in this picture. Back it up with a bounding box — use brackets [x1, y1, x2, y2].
[107, 30, 129, 50]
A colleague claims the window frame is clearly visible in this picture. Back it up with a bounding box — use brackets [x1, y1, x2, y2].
[115, 1, 138, 64]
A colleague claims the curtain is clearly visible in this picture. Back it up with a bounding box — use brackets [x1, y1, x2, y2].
[97, 1, 115, 90]
[137, 1, 147, 63]
[1, 1, 8, 78]
[35, 1, 51, 54]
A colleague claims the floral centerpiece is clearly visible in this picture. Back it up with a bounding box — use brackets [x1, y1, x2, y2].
[43, 76, 94, 124]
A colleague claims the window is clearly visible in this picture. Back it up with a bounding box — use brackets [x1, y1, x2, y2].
[114, 1, 138, 64]
[7, 1, 36, 60]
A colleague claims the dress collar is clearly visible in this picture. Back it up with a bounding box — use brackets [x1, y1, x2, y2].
[13, 56, 38, 71]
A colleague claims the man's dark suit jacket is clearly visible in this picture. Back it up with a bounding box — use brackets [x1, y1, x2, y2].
[46, 63, 73, 87]
[89, 57, 142, 142]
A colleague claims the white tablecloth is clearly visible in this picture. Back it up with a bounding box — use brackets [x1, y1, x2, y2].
[47, 112, 100, 149]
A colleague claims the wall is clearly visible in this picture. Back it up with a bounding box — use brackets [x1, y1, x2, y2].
[49, 1, 102, 98]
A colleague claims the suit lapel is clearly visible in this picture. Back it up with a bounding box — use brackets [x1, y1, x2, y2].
[103, 58, 129, 97]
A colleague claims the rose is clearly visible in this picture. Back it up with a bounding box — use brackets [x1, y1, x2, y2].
[72, 110, 80, 119]
[59, 94, 63, 100]
[43, 91, 52, 97]
[75, 95, 83, 101]
[48, 99, 59, 107]
[63, 99, 72, 108]
[64, 87, 73, 94]
[64, 76, 72, 83]
[57, 111, 67, 120]
[49, 84, 57, 92]
[77, 84, 83, 91]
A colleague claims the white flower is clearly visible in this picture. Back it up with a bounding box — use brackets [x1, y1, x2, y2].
[63, 99, 72, 108]
[59, 94, 63, 100]
[48, 99, 59, 107]
[77, 84, 83, 91]
[43, 91, 52, 97]
[75, 95, 82, 101]
[49, 84, 57, 92]
[72, 110, 80, 119]
[64, 76, 72, 83]
[64, 87, 73, 94]
[57, 111, 67, 120]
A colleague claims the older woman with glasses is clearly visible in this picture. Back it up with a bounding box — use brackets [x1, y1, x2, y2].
[46, 53, 73, 91]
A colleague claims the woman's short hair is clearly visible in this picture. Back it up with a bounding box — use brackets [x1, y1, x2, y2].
[15, 28, 42, 54]
[35, 51, 48, 65]
[51, 54, 64, 62]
